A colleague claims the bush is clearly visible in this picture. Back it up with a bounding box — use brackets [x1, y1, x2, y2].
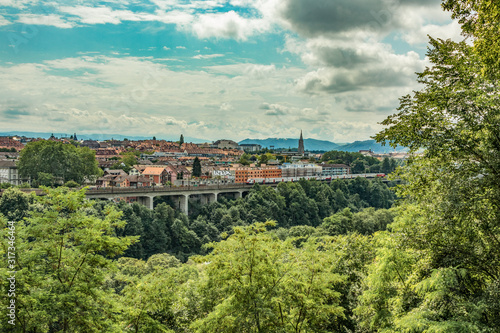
[64, 180, 80, 188]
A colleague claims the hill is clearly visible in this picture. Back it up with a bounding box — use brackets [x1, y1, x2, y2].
[239, 138, 406, 153]
[238, 138, 341, 151]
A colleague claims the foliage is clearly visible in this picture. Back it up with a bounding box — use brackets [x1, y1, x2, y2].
[0, 187, 31, 222]
[18, 140, 101, 185]
[0, 187, 137, 332]
[64, 180, 80, 188]
[359, 3, 500, 331]
[192, 157, 202, 177]
[190, 222, 345, 333]
[321, 150, 397, 174]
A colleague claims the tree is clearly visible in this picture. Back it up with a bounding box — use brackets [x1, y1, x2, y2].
[179, 134, 184, 147]
[351, 159, 366, 174]
[359, 2, 500, 330]
[18, 140, 101, 185]
[192, 157, 202, 177]
[0, 187, 30, 222]
[380, 157, 392, 174]
[239, 153, 251, 165]
[0, 187, 137, 331]
[190, 222, 345, 333]
[443, 0, 500, 77]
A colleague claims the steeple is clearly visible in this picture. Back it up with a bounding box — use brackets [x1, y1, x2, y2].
[298, 130, 304, 154]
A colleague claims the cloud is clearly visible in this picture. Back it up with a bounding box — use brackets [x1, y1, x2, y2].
[219, 102, 234, 111]
[1, 107, 32, 119]
[276, 0, 445, 39]
[192, 53, 224, 59]
[189, 10, 271, 40]
[0, 15, 10, 26]
[176, 45, 186, 49]
[162, 46, 170, 50]
[17, 13, 75, 28]
[59, 5, 159, 25]
[287, 37, 425, 94]
[259, 102, 289, 115]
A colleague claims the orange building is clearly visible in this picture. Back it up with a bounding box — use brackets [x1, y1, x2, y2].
[234, 166, 282, 183]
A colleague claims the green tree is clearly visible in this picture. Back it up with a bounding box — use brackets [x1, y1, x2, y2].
[359, 3, 500, 330]
[0, 188, 137, 331]
[351, 158, 366, 174]
[192, 157, 202, 177]
[380, 157, 392, 174]
[0, 187, 30, 222]
[18, 140, 101, 185]
[191, 222, 345, 333]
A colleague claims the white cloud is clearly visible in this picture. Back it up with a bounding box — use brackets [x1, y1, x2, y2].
[188, 10, 271, 40]
[0, 0, 37, 9]
[59, 5, 159, 25]
[0, 15, 10, 26]
[176, 45, 186, 49]
[192, 54, 225, 59]
[162, 46, 170, 50]
[17, 13, 75, 28]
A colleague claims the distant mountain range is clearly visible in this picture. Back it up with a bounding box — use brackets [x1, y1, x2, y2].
[238, 138, 406, 153]
[1, 131, 406, 153]
[0, 131, 207, 143]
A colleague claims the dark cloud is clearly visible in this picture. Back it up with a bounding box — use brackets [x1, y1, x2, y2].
[280, 0, 441, 37]
[265, 109, 287, 116]
[2, 108, 32, 119]
[281, 0, 392, 37]
[312, 45, 377, 68]
[297, 66, 417, 94]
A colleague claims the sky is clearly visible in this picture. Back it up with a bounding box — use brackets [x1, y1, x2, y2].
[0, 0, 463, 143]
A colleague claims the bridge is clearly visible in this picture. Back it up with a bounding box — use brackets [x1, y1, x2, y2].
[84, 184, 262, 214]
[1, 176, 394, 215]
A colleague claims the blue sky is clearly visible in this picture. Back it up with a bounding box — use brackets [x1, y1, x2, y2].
[0, 0, 462, 142]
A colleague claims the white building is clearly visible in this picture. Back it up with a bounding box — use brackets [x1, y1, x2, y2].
[281, 163, 322, 178]
[321, 164, 351, 176]
[0, 160, 20, 185]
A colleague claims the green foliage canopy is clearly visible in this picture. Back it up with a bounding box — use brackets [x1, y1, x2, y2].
[18, 140, 102, 185]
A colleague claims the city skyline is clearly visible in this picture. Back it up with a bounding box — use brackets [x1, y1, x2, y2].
[0, 0, 462, 142]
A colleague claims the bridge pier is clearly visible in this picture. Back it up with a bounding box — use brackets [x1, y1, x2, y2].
[137, 196, 154, 210]
[173, 194, 189, 215]
[207, 193, 217, 204]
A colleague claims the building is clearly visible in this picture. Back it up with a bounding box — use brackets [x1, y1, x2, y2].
[321, 164, 351, 176]
[281, 163, 322, 178]
[359, 149, 375, 157]
[0, 160, 20, 185]
[80, 140, 100, 149]
[239, 144, 262, 152]
[213, 139, 239, 149]
[142, 167, 169, 185]
[298, 130, 304, 155]
[0, 137, 24, 151]
[233, 166, 282, 183]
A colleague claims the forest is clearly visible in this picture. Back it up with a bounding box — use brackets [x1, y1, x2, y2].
[2, 0, 500, 331]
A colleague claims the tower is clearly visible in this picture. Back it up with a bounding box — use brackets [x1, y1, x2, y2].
[298, 130, 304, 154]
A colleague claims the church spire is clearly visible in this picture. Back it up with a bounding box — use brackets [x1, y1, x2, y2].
[298, 130, 304, 154]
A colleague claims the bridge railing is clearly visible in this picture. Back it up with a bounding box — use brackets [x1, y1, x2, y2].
[85, 183, 256, 195]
